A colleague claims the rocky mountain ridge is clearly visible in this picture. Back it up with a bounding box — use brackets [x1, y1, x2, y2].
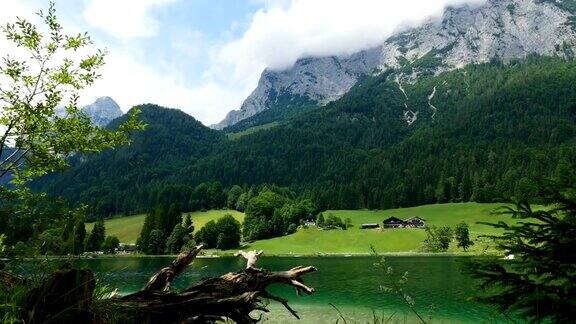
[56, 96, 123, 127]
[212, 0, 576, 129]
[81, 96, 124, 127]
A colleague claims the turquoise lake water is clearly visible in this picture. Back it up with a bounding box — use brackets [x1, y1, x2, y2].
[55, 256, 510, 323]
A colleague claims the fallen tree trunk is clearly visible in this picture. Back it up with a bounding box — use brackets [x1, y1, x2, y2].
[113, 246, 317, 323]
[3, 246, 316, 323]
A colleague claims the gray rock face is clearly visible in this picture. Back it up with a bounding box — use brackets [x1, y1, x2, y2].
[82, 97, 123, 127]
[57, 97, 123, 127]
[213, 0, 576, 129]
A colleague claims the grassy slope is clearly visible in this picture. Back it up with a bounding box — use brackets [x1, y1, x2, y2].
[245, 203, 511, 255]
[87, 210, 245, 244]
[89, 203, 514, 254]
[226, 122, 278, 140]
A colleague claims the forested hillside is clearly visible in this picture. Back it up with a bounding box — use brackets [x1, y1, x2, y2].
[36, 57, 576, 216]
[34, 105, 225, 216]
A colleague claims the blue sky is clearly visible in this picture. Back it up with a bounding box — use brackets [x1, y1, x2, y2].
[0, 0, 486, 125]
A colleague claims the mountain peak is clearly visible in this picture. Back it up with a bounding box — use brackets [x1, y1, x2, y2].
[213, 0, 576, 130]
[82, 97, 123, 127]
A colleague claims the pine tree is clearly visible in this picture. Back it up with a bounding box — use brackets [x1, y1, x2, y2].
[147, 229, 165, 255]
[136, 212, 155, 253]
[466, 176, 576, 322]
[86, 218, 106, 252]
[183, 214, 193, 231]
[73, 220, 86, 255]
[165, 224, 187, 254]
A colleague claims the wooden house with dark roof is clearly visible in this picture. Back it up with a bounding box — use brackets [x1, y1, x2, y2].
[403, 216, 426, 228]
[383, 217, 404, 228]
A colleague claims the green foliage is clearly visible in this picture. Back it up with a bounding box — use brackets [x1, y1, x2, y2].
[345, 218, 353, 229]
[85, 218, 105, 252]
[422, 226, 453, 252]
[38, 228, 65, 255]
[226, 185, 243, 209]
[135, 203, 182, 254]
[318, 213, 347, 230]
[146, 229, 165, 255]
[454, 222, 474, 251]
[243, 190, 287, 240]
[190, 182, 225, 211]
[73, 219, 86, 255]
[0, 2, 143, 255]
[0, 233, 5, 254]
[215, 214, 241, 250]
[0, 2, 144, 186]
[0, 277, 33, 323]
[195, 214, 241, 250]
[33, 105, 222, 218]
[316, 213, 325, 227]
[242, 189, 316, 240]
[102, 235, 119, 254]
[0, 188, 84, 254]
[136, 211, 155, 253]
[35, 57, 576, 218]
[183, 213, 193, 231]
[195, 220, 219, 248]
[165, 224, 189, 254]
[286, 223, 298, 235]
[224, 95, 316, 134]
[465, 174, 576, 323]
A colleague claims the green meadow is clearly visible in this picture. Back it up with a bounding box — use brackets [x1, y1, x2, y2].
[87, 210, 245, 244]
[246, 202, 511, 254]
[89, 202, 514, 254]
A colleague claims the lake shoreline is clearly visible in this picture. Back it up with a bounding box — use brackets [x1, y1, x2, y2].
[7, 251, 502, 261]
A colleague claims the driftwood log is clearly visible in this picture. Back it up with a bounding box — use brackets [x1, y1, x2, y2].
[112, 245, 317, 323]
[234, 250, 264, 269]
[2, 245, 316, 323]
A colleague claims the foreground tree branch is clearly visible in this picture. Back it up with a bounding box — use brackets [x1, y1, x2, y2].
[112, 246, 317, 323]
[142, 244, 204, 292]
[234, 250, 263, 269]
[2, 246, 317, 323]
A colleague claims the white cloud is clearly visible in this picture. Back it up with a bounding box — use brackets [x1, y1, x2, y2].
[81, 51, 250, 125]
[215, 0, 487, 84]
[83, 0, 179, 38]
[2, 0, 489, 126]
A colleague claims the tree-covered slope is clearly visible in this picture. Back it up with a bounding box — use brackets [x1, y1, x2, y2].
[38, 57, 576, 215]
[188, 57, 576, 209]
[34, 104, 225, 216]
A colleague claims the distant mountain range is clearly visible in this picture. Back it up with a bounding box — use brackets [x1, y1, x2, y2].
[212, 0, 576, 130]
[56, 96, 123, 127]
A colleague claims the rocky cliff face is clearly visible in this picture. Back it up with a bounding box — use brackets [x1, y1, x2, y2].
[82, 96, 123, 127]
[55, 97, 123, 127]
[213, 0, 576, 129]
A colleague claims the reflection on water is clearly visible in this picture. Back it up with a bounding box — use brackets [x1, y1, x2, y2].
[49, 256, 504, 323]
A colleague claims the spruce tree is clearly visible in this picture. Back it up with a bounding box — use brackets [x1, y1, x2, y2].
[86, 218, 106, 252]
[466, 176, 576, 322]
[136, 212, 155, 253]
[73, 220, 86, 255]
[165, 224, 187, 254]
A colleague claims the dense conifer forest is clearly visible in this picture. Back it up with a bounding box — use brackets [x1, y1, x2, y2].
[34, 57, 576, 217]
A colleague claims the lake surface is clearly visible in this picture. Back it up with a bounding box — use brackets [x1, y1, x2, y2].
[69, 256, 506, 323]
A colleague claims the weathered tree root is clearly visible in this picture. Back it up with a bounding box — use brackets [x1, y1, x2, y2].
[112, 246, 317, 323]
